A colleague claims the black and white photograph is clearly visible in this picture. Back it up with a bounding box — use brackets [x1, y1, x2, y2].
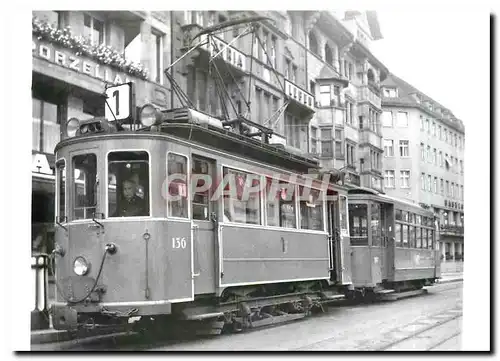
[1, 1, 492, 353]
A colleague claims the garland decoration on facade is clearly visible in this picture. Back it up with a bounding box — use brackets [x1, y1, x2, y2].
[32, 16, 149, 80]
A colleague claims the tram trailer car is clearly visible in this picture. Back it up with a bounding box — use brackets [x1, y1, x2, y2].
[346, 189, 441, 298]
[50, 107, 353, 331]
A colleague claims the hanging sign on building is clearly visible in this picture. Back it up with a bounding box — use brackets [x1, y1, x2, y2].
[32, 153, 54, 176]
[32, 38, 135, 86]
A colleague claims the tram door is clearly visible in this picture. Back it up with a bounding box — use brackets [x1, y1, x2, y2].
[191, 156, 217, 295]
[381, 203, 395, 281]
[327, 200, 342, 283]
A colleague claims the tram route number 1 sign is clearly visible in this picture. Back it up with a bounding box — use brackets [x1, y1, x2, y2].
[105, 83, 135, 123]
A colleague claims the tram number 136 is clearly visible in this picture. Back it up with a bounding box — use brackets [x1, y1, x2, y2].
[172, 237, 187, 249]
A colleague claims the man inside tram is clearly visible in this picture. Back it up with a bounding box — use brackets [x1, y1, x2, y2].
[114, 178, 147, 217]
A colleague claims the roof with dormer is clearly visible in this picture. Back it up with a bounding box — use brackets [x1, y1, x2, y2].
[381, 73, 465, 133]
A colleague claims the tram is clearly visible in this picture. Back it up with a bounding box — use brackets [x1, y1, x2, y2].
[48, 16, 439, 332]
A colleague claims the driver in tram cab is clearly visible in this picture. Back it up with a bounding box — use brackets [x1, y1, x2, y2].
[115, 178, 147, 217]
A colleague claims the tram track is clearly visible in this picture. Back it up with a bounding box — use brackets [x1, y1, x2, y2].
[32, 281, 462, 351]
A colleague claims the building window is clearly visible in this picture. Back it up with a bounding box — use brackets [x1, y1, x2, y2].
[433, 148, 437, 165]
[284, 58, 290, 79]
[262, 30, 269, 64]
[83, 13, 104, 45]
[384, 139, 394, 157]
[383, 88, 397, 97]
[427, 175, 431, 192]
[399, 140, 409, 157]
[400, 170, 410, 188]
[334, 129, 343, 157]
[459, 135, 462, 148]
[438, 125, 442, 139]
[433, 176, 438, 193]
[426, 145, 431, 163]
[420, 115, 424, 130]
[384, 170, 395, 188]
[397, 112, 408, 127]
[425, 119, 429, 133]
[432, 121, 436, 136]
[33, 11, 62, 28]
[444, 129, 448, 142]
[320, 128, 333, 157]
[420, 143, 425, 161]
[325, 43, 333, 65]
[319, 85, 331, 107]
[310, 126, 318, 154]
[292, 65, 297, 83]
[451, 182, 455, 198]
[346, 143, 355, 166]
[308, 31, 319, 55]
[382, 111, 393, 127]
[460, 160, 463, 174]
[446, 180, 450, 196]
[346, 102, 354, 125]
[151, 32, 164, 84]
[440, 178, 444, 195]
[454, 133, 458, 147]
[32, 96, 61, 154]
[461, 185, 464, 200]
[439, 151, 443, 167]
[420, 173, 425, 190]
[271, 36, 277, 68]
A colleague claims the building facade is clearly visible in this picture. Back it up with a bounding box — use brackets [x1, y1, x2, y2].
[380, 74, 465, 261]
[31, 10, 173, 254]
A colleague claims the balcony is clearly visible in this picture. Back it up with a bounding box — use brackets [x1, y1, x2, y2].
[440, 225, 464, 236]
[357, 85, 381, 109]
[359, 129, 382, 149]
[181, 25, 248, 74]
[284, 79, 316, 113]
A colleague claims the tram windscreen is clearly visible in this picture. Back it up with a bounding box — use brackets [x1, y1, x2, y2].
[108, 151, 150, 218]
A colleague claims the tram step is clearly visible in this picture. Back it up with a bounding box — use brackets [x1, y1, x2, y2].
[380, 288, 428, 301]
[375, 289, 396, 294]
[320, 292, 346, 301]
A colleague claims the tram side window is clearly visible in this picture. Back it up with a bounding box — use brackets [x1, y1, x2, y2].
[299, 186, 323, 231]
[167, 153, 188, 218]
[348, 204, 368, 246]
[409, 225, 415, 248]
[108, 151, 150, 218]
[266, 178, 296, 228]
[371, 203, 381, 246]
[223, 168, 261, 225]
[56, 160, 66, 223]
[192, 158, 211, 221]
[416, 227, 422, 248]
[395, 223, 402, 247]
[73, 154, 97, 220]
[421, 229, 428, 249]
[339, 195, 348, 234]
[428, 230, 434, 249]
[402, 224, 409, 247]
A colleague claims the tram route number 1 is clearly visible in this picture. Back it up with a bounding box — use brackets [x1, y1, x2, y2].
[172, 237, 187, 249]
[105, 83, 133, 122]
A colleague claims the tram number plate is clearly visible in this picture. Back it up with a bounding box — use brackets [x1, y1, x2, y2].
[172, 237, 187, 249]
[105, 83, 132, 122]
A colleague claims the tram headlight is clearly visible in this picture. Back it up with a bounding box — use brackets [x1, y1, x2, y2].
[66, 118, 80, 138]
[73, 256, 90, 276]
[139, 104, 163, 127]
